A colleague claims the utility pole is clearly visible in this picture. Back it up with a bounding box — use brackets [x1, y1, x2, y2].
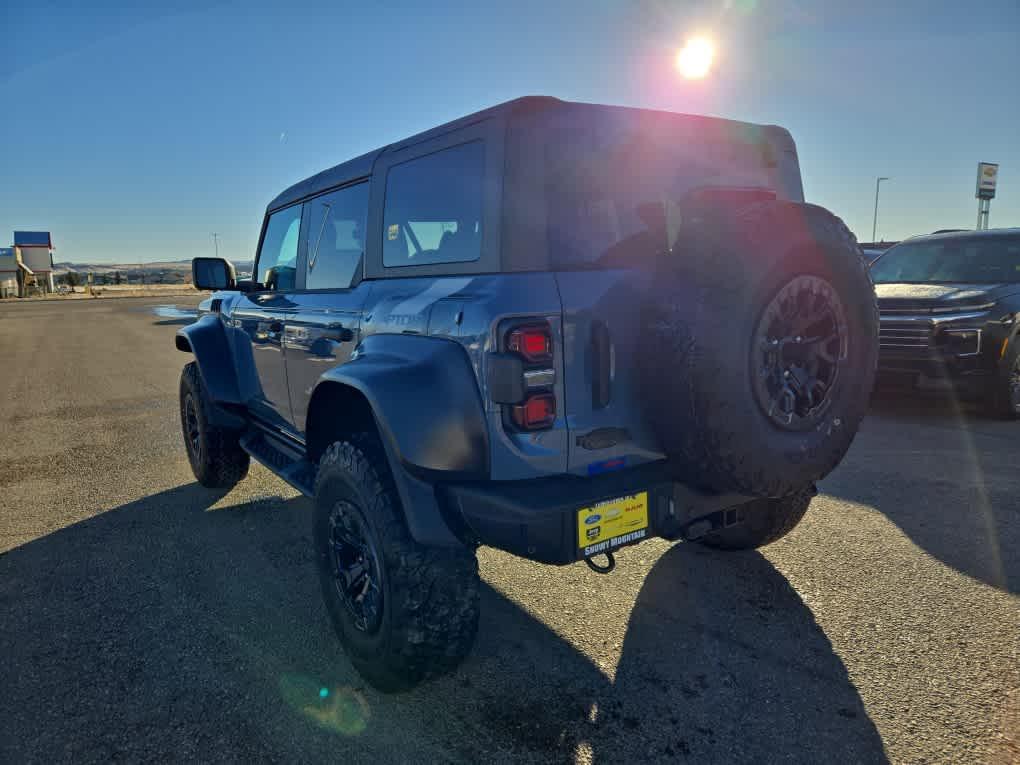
[211, 232, 220, 258]
[872, 177, 889, 242]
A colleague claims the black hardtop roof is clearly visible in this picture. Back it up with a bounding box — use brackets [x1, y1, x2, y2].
[266, 96, 557, 212]
[266, 95, 785, 212]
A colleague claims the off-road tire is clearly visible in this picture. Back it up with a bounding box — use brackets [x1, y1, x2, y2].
[985, 344, 1020, 419]
[697, 488, 813, 550]
[640, 201, 879, 497]
[179, 362, 250, 488]
[314, 436, 480, 692]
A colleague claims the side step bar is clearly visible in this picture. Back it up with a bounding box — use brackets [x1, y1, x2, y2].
[239, 430, 318, 497]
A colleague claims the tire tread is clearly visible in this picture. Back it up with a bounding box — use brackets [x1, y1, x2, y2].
[315, 436, 479, 692]
[180, 362, 249, 489]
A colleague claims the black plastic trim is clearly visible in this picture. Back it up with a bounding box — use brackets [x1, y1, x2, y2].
[175, 315, 242, 405]
[487, 352, 525, 404]
[440, 462, 751, 564]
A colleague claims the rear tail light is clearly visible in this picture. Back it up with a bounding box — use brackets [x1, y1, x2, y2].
[501, 321, 555, 431]
[512, 393, 556, 430]
[507, 324, 552, 363]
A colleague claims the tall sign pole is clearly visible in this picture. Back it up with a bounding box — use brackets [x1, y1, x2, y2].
[975, 162, 998, 231]
[872, 177, 889, 242]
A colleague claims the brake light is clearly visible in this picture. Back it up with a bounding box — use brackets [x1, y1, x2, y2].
[512, 393, 556, 430]
[507, 324, 552, 363]
[502, 320, 556, 431]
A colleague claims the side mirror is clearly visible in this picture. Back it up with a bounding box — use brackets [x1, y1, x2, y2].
[192, 257, 236, 291]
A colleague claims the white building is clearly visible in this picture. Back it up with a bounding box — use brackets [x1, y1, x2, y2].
[12, 231, 55, 295]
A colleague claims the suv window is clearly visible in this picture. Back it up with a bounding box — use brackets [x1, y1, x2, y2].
[305, 182, 369, 290]
[257, 204, 302, 290]
[383, 141, 484, 267]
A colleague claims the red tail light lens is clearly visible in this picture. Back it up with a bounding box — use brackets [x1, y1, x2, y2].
[512, 393, 556, 430]
[507, 324, 552, 363]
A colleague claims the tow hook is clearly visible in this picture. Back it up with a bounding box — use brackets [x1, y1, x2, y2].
[584, 551, 616, 574]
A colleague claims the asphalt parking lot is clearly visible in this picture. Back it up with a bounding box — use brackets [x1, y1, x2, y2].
[0, 297, 1016, 764]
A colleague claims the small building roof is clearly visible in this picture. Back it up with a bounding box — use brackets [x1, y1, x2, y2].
[14, 231, 53, 248]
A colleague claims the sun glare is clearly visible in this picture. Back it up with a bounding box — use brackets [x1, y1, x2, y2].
[676, 37, 715, 80]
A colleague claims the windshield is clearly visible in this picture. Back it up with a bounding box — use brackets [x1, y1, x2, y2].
[870, 235, 1020, 284]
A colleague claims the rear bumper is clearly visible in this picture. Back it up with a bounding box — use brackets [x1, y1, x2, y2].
[439, 462, 752, 564]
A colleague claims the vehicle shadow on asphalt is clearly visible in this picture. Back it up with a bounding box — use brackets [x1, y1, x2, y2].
[456, 544, 888, 764]
[822, 390, 1020, 594]
[0, 484, 886, 763]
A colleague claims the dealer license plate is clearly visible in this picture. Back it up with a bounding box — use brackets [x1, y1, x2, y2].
[577, 492, 649, 556]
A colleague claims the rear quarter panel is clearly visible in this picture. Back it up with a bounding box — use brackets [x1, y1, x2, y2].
[362, 273, 568, 479]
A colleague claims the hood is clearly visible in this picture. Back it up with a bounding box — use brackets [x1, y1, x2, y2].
[875, 282, 1016, 313]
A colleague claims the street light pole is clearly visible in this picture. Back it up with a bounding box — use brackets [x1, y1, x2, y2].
[211, 233, 220, 258]
[872, 177, 889, 242]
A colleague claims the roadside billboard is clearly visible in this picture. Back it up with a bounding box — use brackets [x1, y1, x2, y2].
[976, 162, 998, 199]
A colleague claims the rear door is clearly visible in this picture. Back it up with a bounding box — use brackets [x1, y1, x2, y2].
[231, 203, 302, 431]
[556, 269, 665, 475]
[283, 182, 372, 433]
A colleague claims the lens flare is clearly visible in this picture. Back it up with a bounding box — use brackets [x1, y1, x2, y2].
[676, 37, 715, 80]
[278, 674, 370, 736]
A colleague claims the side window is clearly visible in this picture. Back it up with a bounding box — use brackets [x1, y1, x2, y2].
[256, 204, 302, 291]
[305, 182, 369, 290]
[383, 140, 484, 267]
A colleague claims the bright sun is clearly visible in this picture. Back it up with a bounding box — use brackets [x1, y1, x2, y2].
[676, 37, 715, 80]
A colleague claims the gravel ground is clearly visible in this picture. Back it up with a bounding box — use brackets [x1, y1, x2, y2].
[0, 297, 1016, 764]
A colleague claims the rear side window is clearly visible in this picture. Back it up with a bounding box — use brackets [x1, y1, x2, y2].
[382, 141, 484, 267]
[305, 182, 369, 290]
[257, 204, 302, 291]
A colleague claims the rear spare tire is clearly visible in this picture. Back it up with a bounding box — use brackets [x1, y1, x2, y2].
[640, 201, 878, 497]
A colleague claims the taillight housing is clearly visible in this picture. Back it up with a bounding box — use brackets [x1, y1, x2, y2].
[511, 393, 556, 430]
[506, 324, 552, 364]
[502, 321, 555, 431]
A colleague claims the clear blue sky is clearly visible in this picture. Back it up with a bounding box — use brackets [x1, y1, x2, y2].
[2, 0, 1017, 264]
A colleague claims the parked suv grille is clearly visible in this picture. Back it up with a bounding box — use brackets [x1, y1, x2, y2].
[879, 319, 932, 350]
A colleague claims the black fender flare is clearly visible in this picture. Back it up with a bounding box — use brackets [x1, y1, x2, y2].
[317, 333, 489, 478]
[310, 333, 490, 546]
[175, 315, 245, 428]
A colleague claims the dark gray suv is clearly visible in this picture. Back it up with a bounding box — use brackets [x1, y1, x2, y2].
[177, 96, 878, 691]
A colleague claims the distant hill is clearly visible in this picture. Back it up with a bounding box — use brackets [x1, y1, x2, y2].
[53, 260, 254, 273]
[51, 260, 255, 285]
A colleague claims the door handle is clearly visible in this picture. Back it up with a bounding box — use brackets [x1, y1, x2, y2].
[323, 324, 355, 342]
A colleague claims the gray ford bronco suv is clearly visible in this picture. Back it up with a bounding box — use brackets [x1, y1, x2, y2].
[178, 96, 878, 691]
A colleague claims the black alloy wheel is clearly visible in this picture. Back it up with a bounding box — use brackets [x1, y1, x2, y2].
[752, 274, 850, 430]
[178, 361, 250, 488]
[183, 392, 202, 461]
[328, 500, 384, 634]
